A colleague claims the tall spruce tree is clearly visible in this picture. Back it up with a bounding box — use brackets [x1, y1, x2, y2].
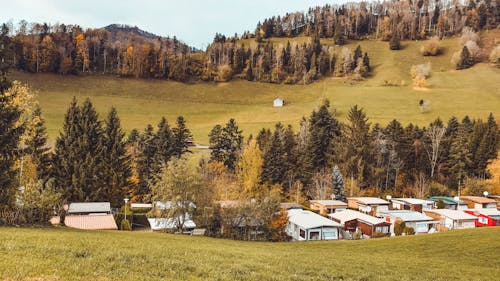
[332, 165, 346, 201]
[0, 24, 23, 208]
[262, 124, 286, 185]
[448, 123, 472, 189]
[24, 105, 51, 183]
[171, 116, 192, 158]
[152, 117, 173, 176]
[52, 98, 104, 202]
[136, 124, 156, 198]
[101, 108, 131, 207]
[209, 119, 243, 171]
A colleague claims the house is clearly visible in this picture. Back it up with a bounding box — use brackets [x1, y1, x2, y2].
[460, 196, 497, 209]
[328, 209, 391, 238]
[487, 195, 500, 209]
[378, 210, 437, 235]
[424, 209, 477, 230]
[428, 196, 468, 210]
[347, 197, 390, 216]
[310, 200, 348, 215]
[273, 97, 284, 107]
[464, 208, 500, 227]
[64, 202, 118, 230]
[147, 201, 196, 232]
[286, 209, 342, 241]
[390, 198, 435, 212]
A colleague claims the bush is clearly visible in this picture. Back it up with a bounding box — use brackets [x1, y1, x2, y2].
[389, 34, 401, 50]
[403, 226, 415, 235]
[394, 221, 406, 236]
[489, 45, 500, 68]
[216, 64, 232, 82]
[121, 219, 131, 231]
[421, 37, 441, 56]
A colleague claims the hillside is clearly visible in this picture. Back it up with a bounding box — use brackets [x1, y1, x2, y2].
[11, 31, 500, 145]
[1, 227, 499, 280]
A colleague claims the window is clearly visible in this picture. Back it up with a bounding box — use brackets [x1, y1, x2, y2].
[375, 226, 389, 233]
[299, 229, 305, 239]
[478, 217, 488, 225]
[309, 231, 320, 240]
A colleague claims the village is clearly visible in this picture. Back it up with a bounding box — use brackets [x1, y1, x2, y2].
[57, 193, 500, 241]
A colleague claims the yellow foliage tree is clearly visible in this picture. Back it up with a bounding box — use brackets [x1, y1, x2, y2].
[236, 139, 263, 198]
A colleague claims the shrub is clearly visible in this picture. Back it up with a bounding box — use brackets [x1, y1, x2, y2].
[489, 45, 500, 68]
[121, 219, 131, 231]
[460, 27, 480, 45]
[216, 64, 232, 82]
[436, 199, 446, 209]
[389, 34, 401, 50]
[403, 227, 415, 235]
[394, 221, 406, 236]
[452, 46, 474, 70]
[421, 37, 441, 56]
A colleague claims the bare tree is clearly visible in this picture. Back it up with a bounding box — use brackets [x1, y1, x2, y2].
[424, 126, 446, 179]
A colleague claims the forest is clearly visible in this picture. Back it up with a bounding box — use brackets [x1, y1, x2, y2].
[1, 0, 499, 84]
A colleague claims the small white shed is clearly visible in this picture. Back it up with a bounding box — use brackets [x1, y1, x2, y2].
[273, 97, 284, 107]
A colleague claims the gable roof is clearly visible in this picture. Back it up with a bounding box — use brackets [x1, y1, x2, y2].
[460, 196, 497, 204]
[310, 200, 348, 207]
[328, 209, 387, 225]
[68, 202, 112, 214]
[466, 208, 500, 217]
[428, 196, 467, 205]
[425, 209, 477, 220]
[378, 210, 434, 222]
[287, 209, 341, 229]
[64, 214, 118, 230]
[348, 197, 390, 205]
[391, 198, 435, 205]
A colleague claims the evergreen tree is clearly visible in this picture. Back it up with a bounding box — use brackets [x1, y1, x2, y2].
[389, 33, 401, 50]
[262, 124, 287, 185]
[172, 116, 192, 158]
[456, 46, 474, 70]
[209, 119, 243, 171]
[101, 107, 132, 207]
[136, 124, 156, 198]
[448, 124, 472, 189]
[152, 117, 173, 175]
[52, 98, 104, 202]
[332, 165, 346, 201]
[256, 128, 272, 151]
[362, 52, 370, 71]
[24, 105, 51, 183]
[0, 24, 23, 207]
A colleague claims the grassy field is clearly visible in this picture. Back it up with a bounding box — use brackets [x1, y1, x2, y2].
[0, 227, 499, 280]
[11, 30, 500, 145]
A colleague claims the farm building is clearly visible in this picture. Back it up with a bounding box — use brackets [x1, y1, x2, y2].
[310, 200, 348, 215]
[347, 197, 390, 216]
[286, 209, 342, 241]
[459, 196, 498, 209]
[378, 210, 437, 235]
[390, 198, 435, 212]
[273, 97, 284, 107]
[63, 202, 118, 230]
[424, 209, 477, 230]
[464, 208, 500, 227]
[328, 209, 391, 238]
[428, 197, 468, 210]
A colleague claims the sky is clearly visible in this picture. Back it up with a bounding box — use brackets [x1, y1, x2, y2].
[0, 0, 353, 49]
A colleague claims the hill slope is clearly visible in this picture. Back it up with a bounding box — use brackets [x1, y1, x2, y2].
[1, 227, 499, 280]
[12, 32, 500, 144]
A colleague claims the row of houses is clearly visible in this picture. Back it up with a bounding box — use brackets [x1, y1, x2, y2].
[57, 195, 500, 242]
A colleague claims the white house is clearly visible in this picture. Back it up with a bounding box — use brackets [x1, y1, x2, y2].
[390, 198, 435, 212]
[378, 210, 437, 235]
[148, 201, 196, 232]
[273, 97, 284, 107]
[424, 209, 477, 230]
[286, 209, 342, 241]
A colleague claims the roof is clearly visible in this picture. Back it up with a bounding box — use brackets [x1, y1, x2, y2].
[68, 202, 112, 214]
[155, 201, 196, 210]
[460, 196, 497, 204]
[130, 203, 153, 209]
[348, 197, 390, 205]
[287, 209, 341, 229]
[64, 214, 118, 230]
[148, 218, 196, 230]
[425, 209, 477, 221]
[310, 200, 348, 207]
[378, 210, 434, 222]
[392, 198, 435, 205]
[466, 208, 500, 217]
[428, 197, 467, 205]
[328, 209, 387, 225]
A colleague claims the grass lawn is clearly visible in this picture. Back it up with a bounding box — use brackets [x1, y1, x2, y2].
[11, 30, 500, 145]
[0, 227, 499, 280]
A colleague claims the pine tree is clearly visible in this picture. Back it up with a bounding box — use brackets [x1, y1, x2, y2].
[24, 105, 51, 183]
[0, 24, 23, 207]
[209, 119, 243, 172]
[332, 165, 346, 201]
[136, 124, 156, 198]
[101, 107, 131, 207]
[262, 124, 286, 185]
[152, 117, 173, 175]
[456, 46, 474, 70]
[448, 124, 472, 189]
[171, 116, 192, 158]
[362, 52, 370, 71]
[256, 128, 272, 151]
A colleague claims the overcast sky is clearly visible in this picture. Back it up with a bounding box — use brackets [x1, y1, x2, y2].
[0, 0, 355, 48]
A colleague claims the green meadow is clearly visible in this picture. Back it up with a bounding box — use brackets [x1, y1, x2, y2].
[0, 227, 499, 280]
[11, 30, 500, 145]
